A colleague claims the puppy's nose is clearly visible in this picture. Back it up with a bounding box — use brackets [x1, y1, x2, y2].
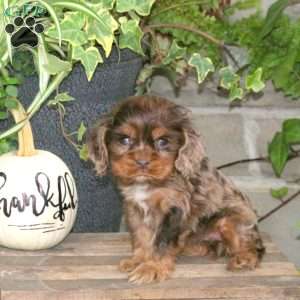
[136, 159, 150, 167]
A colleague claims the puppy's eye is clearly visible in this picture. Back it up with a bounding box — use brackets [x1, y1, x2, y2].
[155, 138, 169, 149]
[119, 136, 132, 146]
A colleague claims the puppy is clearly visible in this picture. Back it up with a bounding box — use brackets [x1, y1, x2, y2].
[87, 95, 265, 284]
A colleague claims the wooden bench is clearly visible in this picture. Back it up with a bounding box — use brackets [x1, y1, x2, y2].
[0, 233, 299, 300]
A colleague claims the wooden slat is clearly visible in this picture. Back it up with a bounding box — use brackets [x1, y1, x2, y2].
[0, 262, 297, 282]
[1, 232, 299, 300]
[3, 276, 300, 291]
[0, 233, 280, 257]
[2, 283, 300, 300]
[0, 252, 289, 267]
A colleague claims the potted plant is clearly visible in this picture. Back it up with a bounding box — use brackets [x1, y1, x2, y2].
[0, 0, 155, 232]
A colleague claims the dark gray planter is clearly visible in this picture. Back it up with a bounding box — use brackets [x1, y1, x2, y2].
[9, 48, 143, 232]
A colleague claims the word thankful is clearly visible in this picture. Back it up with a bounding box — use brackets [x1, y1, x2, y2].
[0, 172, 77, 222]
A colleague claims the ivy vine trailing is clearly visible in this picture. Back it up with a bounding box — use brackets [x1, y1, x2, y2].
[0, 0, 157, 158]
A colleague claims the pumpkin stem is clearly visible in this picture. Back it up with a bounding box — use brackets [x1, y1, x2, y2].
[10, 102, 36, 156]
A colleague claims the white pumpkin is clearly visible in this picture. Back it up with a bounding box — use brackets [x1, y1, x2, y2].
[0, 104, 78, 250]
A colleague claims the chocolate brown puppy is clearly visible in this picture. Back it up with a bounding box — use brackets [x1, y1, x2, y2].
[87, 96, 265, 284]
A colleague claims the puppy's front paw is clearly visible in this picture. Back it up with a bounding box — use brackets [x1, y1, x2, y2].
[119, 257, 141, 273]
[128, 260, 172, 284]
[227, 251, 259, 271]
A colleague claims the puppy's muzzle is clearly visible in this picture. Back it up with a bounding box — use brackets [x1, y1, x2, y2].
[135, 159, 150, 168]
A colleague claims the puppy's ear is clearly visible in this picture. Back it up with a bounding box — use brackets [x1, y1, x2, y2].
[175, 126, 206, 179]
[87, 117, 111, 176]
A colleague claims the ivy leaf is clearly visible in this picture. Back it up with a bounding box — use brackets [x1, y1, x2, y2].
[188, 54, 215, 84]
[5, 85, 18, 97]
[4, 97, 18, 109]
[3, 77, 20, 85]
[0, 89, 5, 97]
[116, 0, 155, 16]
[219, 66, 239, 90]
[229, 85, 244, 102]
[48, 92, 75, 107]
[0, 111, 8, 120]
[259, 0, 289, 39]
[42, 53, 72, 75]
[246, 68, 265, 93]
[77, 121, 87, 142]
[283, 119, 300, 144]
[72, 46, 103, 81]
[268, 132, 289, 177]
[79, 143, 88, 161]
[270, 186, 288, 200]
[163, 41, 186, 65]
[86, 6, 118, 57]
[46, 12, 87, 46]
[0, 139, 11, 154]
[119, 18, 144, 55]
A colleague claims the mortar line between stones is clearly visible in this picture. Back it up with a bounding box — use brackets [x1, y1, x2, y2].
[242, 116, 262, 177]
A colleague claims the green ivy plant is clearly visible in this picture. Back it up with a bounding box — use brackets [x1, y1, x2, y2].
[268, 118, 300, 177]
[0, 0, 156, 159]
[139, 0, 300, 100]
[137, 0, 267, 101]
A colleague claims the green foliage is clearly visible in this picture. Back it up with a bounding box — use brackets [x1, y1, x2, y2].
[116, 0, 155, 16]
[268, 132, 289, 177]
[46, 11, 87, 46]
[245, 68, 265, 93]
[119, 18, 144, 55]
[259, 0, 289, 39]
[143, 0, 300, 100]
[77, 121, 86, 143]
[283, 119, 300, 144]
[270, 186, 289, 200]
[149, 0, 223, 63]
[268, 118, 300, 177]
[0, 71, 20, 153]
[219, 67, 239, 90]
[0, 0, 154, 156]
[48, 92, 75, 115]
[229, 14, 300, 99]
[72, 46, 103, 81]
[0, 135, 17, 155]
[79, 143, 88, 161]
[188, 54, 215, 84]
[163, 41, 186, 65]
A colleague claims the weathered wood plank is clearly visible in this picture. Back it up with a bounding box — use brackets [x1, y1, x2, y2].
[3, 276, 300, 292]
[1, 233, 299, 300]
[0, 252, 289, 267]
[0, 238, 280, 257]
[2, 285, 300, 300]
[0, 262, 297, 282]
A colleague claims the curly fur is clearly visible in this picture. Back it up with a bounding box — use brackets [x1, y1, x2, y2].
[88, 95, 265, 284]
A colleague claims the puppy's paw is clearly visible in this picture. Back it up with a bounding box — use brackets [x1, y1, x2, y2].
[119, 257, 141, 273]
[128, 260, 172, 284]
[227, 251, 258, 271]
